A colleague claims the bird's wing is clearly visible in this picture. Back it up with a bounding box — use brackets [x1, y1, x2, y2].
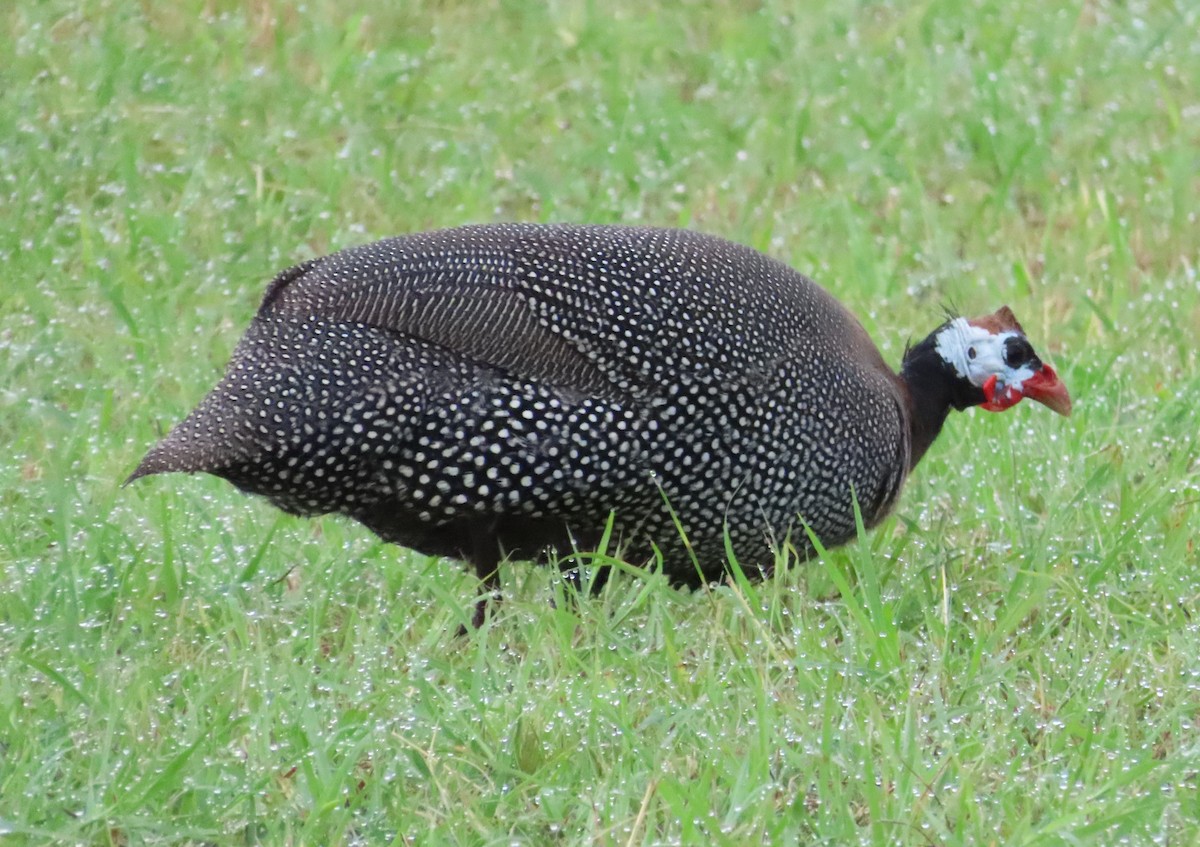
[255, 225, 616, 401]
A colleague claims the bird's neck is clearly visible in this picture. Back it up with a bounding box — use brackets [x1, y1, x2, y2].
[899, 343, 982, 471]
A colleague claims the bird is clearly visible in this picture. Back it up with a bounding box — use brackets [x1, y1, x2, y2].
[128, 224, 1071, 625]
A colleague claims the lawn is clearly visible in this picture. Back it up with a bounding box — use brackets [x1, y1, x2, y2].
[2, 0, 1198, 844]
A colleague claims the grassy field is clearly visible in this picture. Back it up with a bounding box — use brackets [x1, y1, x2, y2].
[2, 0, 1198, 844]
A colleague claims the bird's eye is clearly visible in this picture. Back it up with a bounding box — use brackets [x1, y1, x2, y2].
[967, 347, 977, 360]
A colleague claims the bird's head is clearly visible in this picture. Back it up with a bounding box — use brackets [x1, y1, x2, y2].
[925, 305, 1072, 416]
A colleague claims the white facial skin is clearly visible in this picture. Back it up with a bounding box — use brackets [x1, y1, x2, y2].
[934, 317, 1037, 395]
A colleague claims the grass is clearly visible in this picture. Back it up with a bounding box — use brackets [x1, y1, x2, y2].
[2, 0, 1198, 843]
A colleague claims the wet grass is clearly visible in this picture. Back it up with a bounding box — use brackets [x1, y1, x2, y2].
[2, 0, 1198, 844]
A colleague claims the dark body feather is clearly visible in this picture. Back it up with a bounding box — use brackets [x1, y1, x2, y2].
[131, 224, 913, 585]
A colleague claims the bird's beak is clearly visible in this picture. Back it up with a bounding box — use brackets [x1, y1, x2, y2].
[1020, 364, 1072, 416]
[980, 365, 1072, 415]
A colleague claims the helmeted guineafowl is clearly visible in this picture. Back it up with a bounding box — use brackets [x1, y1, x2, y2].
[129, 224, 1071, 623]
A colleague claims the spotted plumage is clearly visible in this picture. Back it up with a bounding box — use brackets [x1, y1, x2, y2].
[130, 224, 1070, 610]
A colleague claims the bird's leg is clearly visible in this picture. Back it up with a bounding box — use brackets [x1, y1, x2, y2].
[466, 524, 501, 630]
[470, 565, 500, 629]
